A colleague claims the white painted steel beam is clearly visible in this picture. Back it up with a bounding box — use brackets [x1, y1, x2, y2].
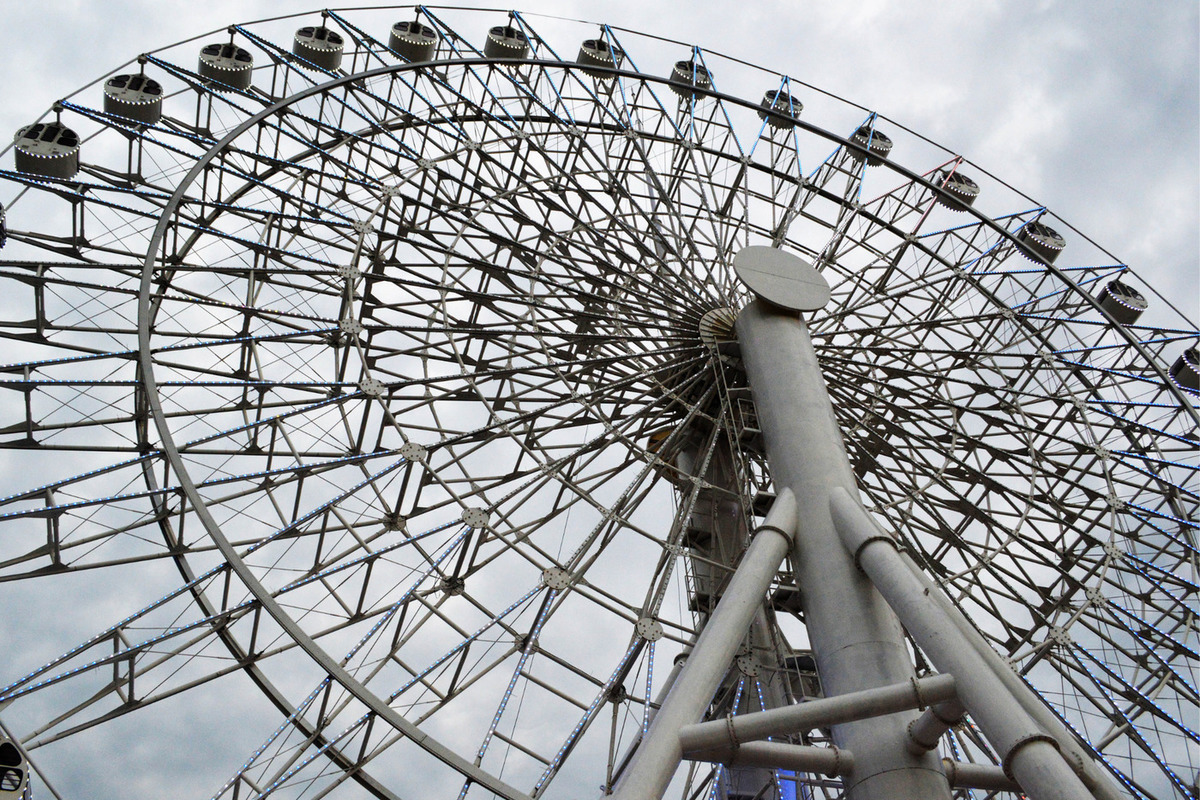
[907, 698, 967, 755]
[684, 741, 853, 776]
[682, 743, 1020, 794]
[830, 487, 1098, 800]
[678, 673, 956, 753]
[735, 297, 951, 800]
[877, 533, 1127, 800]
[606, 489, 798, 800]
[941, 760, 1022, 793]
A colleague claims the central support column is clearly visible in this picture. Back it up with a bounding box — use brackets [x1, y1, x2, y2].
[736, 296, 951, 800]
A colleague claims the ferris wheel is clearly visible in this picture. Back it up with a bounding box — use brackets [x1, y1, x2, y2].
[0, 7, 1195, 800]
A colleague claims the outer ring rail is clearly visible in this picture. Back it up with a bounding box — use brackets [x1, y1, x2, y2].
[135, 59, 557, 800]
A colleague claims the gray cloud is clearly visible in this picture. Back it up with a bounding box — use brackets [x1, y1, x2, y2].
[222, 1, 1200, 312]
[3, 1, 1196, 317]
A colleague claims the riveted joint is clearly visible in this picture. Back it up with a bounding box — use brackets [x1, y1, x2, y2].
[910, 675, 927, 710]
[907, 717, 931, 752]
[1064, 748, 1088, 780]
[826, 744, 844, 778]
[723, 711, 740, 754]
[755, 521, 793, 546]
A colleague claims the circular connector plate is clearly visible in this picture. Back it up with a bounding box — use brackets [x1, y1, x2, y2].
[635, 617, 663, 641]
[733, 245, 830, 312]
[461, 507, 489, 528]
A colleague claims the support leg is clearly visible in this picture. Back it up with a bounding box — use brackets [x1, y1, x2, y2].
[830, 489, 1099, 800]
[607, 490, 798, 800]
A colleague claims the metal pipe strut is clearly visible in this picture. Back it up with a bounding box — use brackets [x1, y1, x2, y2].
[606, 643, 693, 790]
[886, 541, 1128, 800]
[606, 489, 798, 800]
[682, 742, 1020, 793]
[942, 759, 1022, 793]
[678, 673, 957, 754]
[907, 697, 966, 755]
[684, 741, 853, 777]
[829, 487, 1099, 800]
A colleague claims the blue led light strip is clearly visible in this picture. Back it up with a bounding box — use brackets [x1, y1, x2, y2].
[534, 638, 641, 792]
[214, 526, 474, 795]
[473, 587, 559, 763]
[385, 586, 542, 703]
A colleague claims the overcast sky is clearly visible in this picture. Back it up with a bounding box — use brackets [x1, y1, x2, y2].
[0, 2, 1195, 798]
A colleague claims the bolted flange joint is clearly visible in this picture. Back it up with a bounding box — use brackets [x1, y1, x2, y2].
[1002, 732, 1060, 780]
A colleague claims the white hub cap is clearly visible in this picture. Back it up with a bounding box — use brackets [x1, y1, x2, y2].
[733, 245, 830, 312]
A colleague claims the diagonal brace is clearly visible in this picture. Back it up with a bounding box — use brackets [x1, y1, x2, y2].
[830, 487, 1102, 800]
[607, 489, 798, 800]
[679, 673, 956, 753]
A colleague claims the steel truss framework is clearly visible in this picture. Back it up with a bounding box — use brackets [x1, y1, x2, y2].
[0, 6, 1195, 800]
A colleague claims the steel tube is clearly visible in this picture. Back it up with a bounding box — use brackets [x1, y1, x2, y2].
[607, 643, 693, 791]
[830, 488, 1097, 800]
[684, 741, 853, 776]
[607, 489, 798, 800]
[736, 299, 951, 799]
[683, 747, 1020, 793]
[895, 550, 1126, 800]
[683, 747, 1020, 794]
[907, 698, 966, 755]
[829, 487, 1124, 800]
[677, 427, 791, 799]
[679, 673, 956, 753]
[943, 759, 1023, 792]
